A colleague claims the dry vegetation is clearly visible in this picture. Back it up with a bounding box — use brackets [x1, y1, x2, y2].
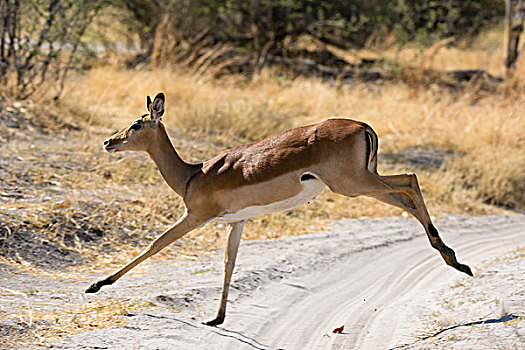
[0, 287, 154, 349]
[1, 25, 524, 346]
[3, 27, 525, 267]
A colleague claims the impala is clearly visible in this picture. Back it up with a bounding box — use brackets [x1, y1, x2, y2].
[86, 92, 472, 326]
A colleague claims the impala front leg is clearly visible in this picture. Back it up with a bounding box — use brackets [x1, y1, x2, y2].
[86, 210, 203, 293]
[204, 221, 245, 326]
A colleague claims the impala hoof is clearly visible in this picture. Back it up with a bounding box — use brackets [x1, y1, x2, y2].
[203, 316, 224, 326]
[85, 278, 113, 293]
[457, 263, 473, 277]
[85, 282, 102, 293]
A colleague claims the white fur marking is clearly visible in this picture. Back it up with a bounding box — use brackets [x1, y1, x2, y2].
[215, 177, 326, 223]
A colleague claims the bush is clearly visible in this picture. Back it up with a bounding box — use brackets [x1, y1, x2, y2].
[0, 0, 103, 99]
[115, 0, 503, 73]
[394, 0, 503, 44]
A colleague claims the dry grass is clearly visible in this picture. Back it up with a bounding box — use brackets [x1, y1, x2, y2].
[0, 288, 154, 349]
[2, 69, 522, 274]
[2, 26, 524, 268]
[337, 25, 508, 77]
[29, 60, 522, 268]
[389, 32, 501, 73]
[61, 66, 524, 198]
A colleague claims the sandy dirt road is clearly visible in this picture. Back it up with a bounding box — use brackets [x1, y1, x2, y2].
[2, 214, 524, 349]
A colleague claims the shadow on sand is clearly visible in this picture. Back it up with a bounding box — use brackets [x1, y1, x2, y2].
[391, 314, 521, 349]
[145, 313, 269, 350]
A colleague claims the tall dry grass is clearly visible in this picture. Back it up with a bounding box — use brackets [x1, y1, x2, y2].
[12, 25, 516, 270]
[337, 26, 507, 77]
[46, 57, 523, 253]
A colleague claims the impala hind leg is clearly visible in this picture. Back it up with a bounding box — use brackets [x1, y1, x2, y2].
[86, 211, 203, 293]
[204, 221, 245, 326]
[334, 173, 472, 276]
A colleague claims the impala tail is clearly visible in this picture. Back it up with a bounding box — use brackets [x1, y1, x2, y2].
[364, 125, 378, 173]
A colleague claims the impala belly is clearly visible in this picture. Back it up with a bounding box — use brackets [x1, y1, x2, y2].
[215, 175, 326, 223]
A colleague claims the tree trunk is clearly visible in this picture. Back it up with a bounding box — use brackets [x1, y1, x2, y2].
[503, 0, 525, 78]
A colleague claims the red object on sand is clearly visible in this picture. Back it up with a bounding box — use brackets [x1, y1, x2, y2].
[332, 325, 344, 334]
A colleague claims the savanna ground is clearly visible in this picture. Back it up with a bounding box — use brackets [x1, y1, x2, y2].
[1, 24, 524, 348]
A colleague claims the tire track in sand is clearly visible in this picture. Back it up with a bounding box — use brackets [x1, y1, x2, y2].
[55, 216, 524, 349]
[208, 217, 524, 349]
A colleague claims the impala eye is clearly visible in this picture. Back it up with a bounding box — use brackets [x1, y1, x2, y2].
[129, 122, 142, 131]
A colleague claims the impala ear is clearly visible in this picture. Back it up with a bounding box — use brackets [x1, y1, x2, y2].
[150, 92, 165, 122]
[146, 95, 152, 112]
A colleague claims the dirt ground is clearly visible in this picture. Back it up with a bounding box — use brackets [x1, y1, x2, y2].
[0, 214, 523, 349]
[1, 96, 524, 349]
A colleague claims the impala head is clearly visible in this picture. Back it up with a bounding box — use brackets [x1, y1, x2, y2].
[103, 92, 165, 153]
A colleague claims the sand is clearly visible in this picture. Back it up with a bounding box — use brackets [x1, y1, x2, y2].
[1, 214, 523, 349]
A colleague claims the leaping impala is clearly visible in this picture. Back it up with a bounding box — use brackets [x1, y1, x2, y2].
[86, 92, 472, 326]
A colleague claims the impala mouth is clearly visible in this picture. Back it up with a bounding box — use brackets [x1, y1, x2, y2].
[103, 143, 117, 152]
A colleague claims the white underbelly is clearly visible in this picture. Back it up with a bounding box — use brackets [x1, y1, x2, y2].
[215, 178, 326, 223]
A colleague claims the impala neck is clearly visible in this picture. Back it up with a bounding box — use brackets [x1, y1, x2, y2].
[147, 123, 198, 197]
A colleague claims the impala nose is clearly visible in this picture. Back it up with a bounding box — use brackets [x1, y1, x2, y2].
[103, 139, 114, 151]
